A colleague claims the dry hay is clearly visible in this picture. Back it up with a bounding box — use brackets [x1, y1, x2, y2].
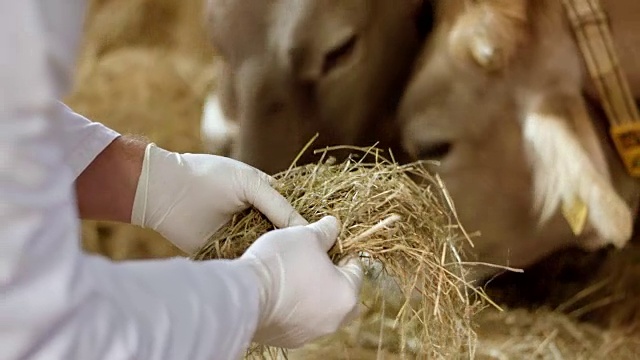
[285, 276, 464, 360]
[482, 240, 640, 333]
[474, 307, 640, 359]
[192, 143, 503, 359]
[287, 301, 640, 360]
[190, 141, 640, 359]
[474, 244, 640, 360]
[79, 0, 214, 62]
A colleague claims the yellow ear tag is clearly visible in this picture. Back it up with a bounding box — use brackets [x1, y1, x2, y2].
[561, 195, 588, 236]
[610, 123, 640, 178]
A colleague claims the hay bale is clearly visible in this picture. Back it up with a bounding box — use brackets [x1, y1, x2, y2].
[193, 145, 498, 358]
[80, 0, 214, 61]
[66, 0, 220, 260]
[66, 47, 214, 151]
[66, 45, 216, 260]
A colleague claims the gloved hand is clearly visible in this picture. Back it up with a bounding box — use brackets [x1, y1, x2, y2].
[239, 215, 364, 348]
[131, 143, 307, 254]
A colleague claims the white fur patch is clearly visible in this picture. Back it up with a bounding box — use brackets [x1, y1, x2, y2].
[523, 112, 633, 248]
[200, 91, 239, 155]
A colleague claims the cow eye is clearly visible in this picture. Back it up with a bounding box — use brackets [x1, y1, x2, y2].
[322, 34, 358, 75]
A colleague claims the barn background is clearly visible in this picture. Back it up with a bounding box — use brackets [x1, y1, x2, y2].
[66, 0, 640, 357]
[68, 0, 215, 260]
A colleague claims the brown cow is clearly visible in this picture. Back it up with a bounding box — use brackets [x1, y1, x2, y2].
[200, 0, 432, 174]
[398, 0, 640, 281]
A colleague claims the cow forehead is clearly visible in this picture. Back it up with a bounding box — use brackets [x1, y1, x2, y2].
[206, 0, 276, 63]
[267, 0, 369, 64]
[266, 0, 307, 60]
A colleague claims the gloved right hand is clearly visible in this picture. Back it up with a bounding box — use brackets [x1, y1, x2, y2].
[239, 216, 363, 349]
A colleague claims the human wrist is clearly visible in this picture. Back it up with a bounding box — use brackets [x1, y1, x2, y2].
[75, 135, 148, 223]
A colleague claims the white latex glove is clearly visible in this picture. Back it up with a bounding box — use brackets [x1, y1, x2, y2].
[239, 215, 364, 348]
[131, 143, 307, 254]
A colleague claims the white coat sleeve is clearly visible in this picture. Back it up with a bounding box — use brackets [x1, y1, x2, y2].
[0, 2, 262, 360]
[54, 101, 122, 180]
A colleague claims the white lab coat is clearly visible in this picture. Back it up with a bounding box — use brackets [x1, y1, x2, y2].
[0, 2, 260, 360]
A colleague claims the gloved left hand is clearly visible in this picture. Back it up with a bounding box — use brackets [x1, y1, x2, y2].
[131, 143, 307, 254]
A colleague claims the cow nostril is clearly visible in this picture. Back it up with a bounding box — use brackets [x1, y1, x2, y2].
[416, 141, 453, 160]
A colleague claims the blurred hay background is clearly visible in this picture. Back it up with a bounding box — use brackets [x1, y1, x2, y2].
[67, 0, 640, 358]
[67, 0, 217, 260]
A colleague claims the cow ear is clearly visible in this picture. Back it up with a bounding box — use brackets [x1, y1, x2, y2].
[522, 93, 633, 250]
[448, 0, 529, 71]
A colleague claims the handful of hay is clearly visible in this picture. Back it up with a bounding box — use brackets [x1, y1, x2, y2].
[192, 145, 495, 358]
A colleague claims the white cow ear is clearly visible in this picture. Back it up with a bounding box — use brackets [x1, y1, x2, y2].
[522, 94, 633, 250]
[448, 0, 529, 71]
